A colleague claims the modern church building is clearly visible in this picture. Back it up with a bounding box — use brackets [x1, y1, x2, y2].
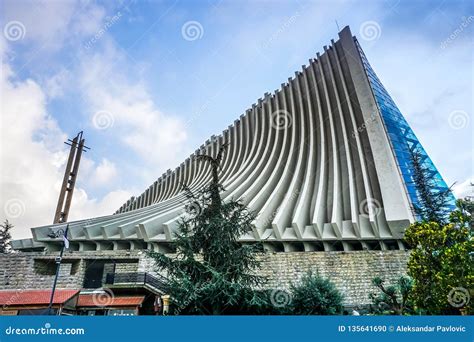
[11, 26, 453, 254]
[1, 25, 456, 314]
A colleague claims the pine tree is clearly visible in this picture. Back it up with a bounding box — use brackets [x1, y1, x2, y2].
[148, 144, 269, 315]
[408, 147, 452, 224]
[405, 152, 472, 314]
[0, 219, 13, 254]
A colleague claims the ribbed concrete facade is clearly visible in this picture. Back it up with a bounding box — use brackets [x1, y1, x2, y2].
[14, 26, 450, 253]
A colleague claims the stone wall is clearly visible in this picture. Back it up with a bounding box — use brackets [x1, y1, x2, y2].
[258, 250, 409, 305]
[0, 250, 409, 305]
[0, 251, 142, 291]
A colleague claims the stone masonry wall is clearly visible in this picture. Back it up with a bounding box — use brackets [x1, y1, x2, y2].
[258, 250, 409, 305]
[0, 251, 142, 291]
[0, 250, 409, 305]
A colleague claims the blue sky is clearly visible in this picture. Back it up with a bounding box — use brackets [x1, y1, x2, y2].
[1, 0, 472, 238]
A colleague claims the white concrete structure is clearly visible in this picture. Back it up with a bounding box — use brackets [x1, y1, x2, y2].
[13, 26, 452, 253]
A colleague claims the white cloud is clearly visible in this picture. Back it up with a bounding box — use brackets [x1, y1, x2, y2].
[92, 158, 118, 187]
[78, 40, 190, 177]
[453, 177, 474, 199]
[68, 188, 132, 222]
[0, 56, 132, 239]
[0, 0, 191, 241]
[2, 0, 106, 52]
[1, 61, 63, 238]
[75, 156, 119, 189]
[1, 1, 189, 239]
[44, 68, 71, 99]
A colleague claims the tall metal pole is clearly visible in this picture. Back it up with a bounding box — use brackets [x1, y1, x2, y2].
[62, 137, 85, 222]
[53, 132, 90, 224]
[47, 225, 69, 315]
[53, 137, 77, 223]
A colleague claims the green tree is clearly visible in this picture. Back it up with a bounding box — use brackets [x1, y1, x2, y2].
[148, 144, 269, 315]
[0, 219, 13, 254]
[368, 276, 415, 315]
[404, 199, 473, 314]
[288, 271, 343, 315]
[408, 148, 453, 224]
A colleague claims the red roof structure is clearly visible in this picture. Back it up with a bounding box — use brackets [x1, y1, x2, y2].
[77, 295, 145, 307]
[0, 289, 79, 306]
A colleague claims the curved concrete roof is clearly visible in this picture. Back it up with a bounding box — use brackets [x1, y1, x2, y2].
[13, 26, 416, 253]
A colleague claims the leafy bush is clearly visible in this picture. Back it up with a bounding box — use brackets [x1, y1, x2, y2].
[404, 199, 473, 315]
[288, 271, 343, 315]
[405, 221, 473, 314]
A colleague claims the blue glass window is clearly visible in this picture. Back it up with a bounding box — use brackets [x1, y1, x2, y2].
[355, 39, 456, 216]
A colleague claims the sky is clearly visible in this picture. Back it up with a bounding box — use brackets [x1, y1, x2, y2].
[0, 0, 472, 239]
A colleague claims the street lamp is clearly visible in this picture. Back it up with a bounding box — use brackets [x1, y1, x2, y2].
[47, 224, 69, 315]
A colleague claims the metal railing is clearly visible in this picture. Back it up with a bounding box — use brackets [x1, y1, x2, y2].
[104, 272, 169, 293]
